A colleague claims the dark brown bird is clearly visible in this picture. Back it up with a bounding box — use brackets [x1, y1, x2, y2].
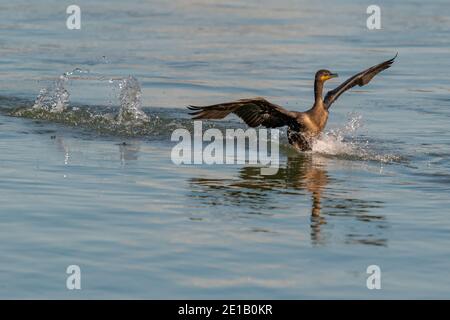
[188, 55, 396, 151]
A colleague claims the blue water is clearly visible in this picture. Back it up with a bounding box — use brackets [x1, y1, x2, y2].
[1, 0, 450, 298]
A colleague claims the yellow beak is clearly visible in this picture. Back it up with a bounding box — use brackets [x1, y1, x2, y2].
[321, 73, 338, 81]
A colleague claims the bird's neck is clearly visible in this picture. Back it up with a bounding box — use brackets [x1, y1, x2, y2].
[314, 79, 324, 105]
[309, 79, 328, 130]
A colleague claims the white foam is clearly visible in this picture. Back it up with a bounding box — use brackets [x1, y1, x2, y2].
[312, 113, 364, 156]
[309, 113, 401, 164]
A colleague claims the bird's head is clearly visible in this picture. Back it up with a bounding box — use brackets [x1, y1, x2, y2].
[315, 69, 338, 82]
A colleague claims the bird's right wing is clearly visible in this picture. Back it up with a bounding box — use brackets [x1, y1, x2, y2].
[324, 54, 397, 109]
[188, 97, 298, 128]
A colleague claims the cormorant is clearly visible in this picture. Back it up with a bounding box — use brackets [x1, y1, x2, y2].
[188, 55, 396, 151]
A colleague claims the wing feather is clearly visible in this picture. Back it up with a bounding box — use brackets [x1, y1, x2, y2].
[188, 97, 297, 128]
[324, 54, 397, 109]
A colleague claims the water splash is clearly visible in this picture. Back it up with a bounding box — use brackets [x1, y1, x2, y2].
[311, 113, 402, 163]
[312, 113, 363, 154]
[64, 67, 90, 78]
[11, 70, 154, 135]
[29, 69, 149, 126]
[32, 74, 70, 112]
[31, 68, 95, 112]
[113, 76, 149, 125]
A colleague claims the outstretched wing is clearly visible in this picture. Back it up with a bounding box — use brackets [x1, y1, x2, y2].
[188, 97, 298, 128]
[324, 54, 397, 109]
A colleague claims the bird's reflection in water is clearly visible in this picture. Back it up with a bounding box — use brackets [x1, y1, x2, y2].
[189, 153, 387, 247]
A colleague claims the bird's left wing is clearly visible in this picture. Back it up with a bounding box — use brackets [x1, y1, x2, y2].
[324, 54, 397, 110]
[188, 97, 298, 128]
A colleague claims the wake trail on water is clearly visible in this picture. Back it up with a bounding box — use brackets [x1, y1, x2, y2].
[4, 69, 403, 164]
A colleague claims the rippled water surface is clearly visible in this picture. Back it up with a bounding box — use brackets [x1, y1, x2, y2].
[1, 0, 450, 298]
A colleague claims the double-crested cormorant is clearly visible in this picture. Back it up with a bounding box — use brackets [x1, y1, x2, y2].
[188, 55, 396, 151]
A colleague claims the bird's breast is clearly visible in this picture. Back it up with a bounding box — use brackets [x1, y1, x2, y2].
[300, 111, 329, 135]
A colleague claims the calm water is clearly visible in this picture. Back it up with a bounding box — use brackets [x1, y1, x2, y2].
[1, 0, 450, 299]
